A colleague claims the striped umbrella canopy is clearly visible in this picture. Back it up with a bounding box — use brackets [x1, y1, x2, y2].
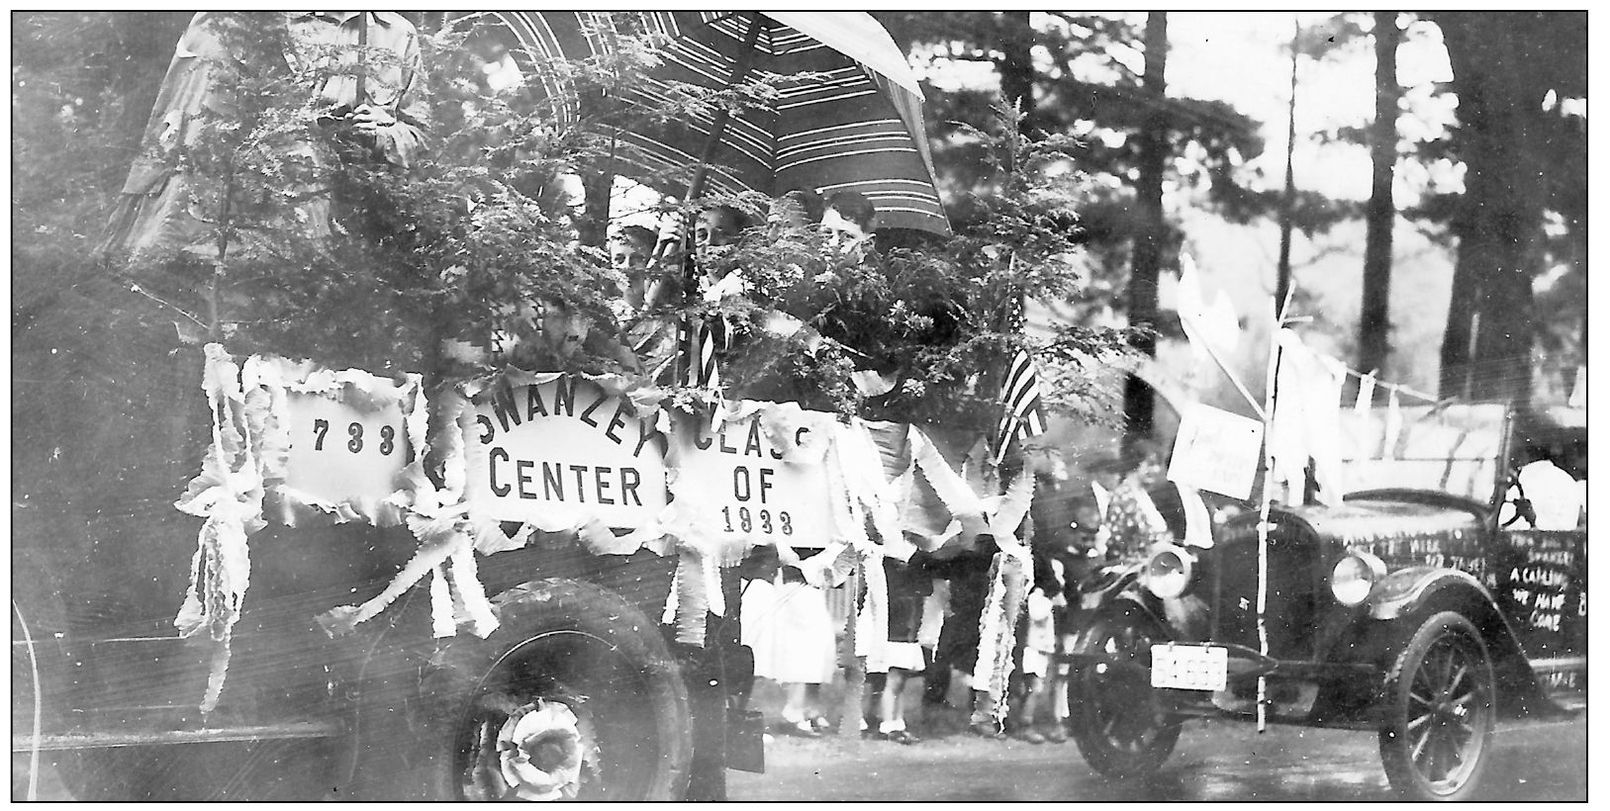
[492, 11, 951, 236]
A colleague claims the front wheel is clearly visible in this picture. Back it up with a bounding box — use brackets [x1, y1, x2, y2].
[1067, 603, 1182, 778]
[1378, 611, 1496, 801]
[345, 578, 693, 801]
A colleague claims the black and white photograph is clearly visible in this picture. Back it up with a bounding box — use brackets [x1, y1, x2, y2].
[11, 9, 1589, 801]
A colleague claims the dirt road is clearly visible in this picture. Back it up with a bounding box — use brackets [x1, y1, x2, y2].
[729, 715, 1588, 801]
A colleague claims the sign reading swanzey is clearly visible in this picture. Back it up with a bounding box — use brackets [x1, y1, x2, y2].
[460, 377, 670, 527]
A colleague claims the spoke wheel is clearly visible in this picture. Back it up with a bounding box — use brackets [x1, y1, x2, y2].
[1068, 604, 1182, 778]
[1379, 611, 1495, 801]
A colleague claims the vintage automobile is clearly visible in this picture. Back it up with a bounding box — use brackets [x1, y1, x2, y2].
[1066, 402, 1586, 801]
[10, 368, 764, 801]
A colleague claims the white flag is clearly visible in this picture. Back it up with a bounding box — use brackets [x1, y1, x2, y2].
[1176, 254, 1241, 361]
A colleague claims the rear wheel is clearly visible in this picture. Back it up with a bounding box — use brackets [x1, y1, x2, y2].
[346, 578, 693, 801]
[1378, 611, 1495, 801]
[1067, 604, 1182, 778]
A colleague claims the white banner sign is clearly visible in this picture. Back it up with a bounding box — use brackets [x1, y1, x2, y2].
[461, 377, 669, 527]
[1167, 402, 1264, 501]
[284, 390, 414, 516]
[674, 406, 835, 547]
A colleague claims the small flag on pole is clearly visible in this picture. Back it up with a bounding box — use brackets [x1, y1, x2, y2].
[682, 313, 727, 430]
[992, 347, 1046, 464]
[683, 316, 722, 390]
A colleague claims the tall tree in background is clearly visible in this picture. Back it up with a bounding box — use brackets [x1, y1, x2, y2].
[1120, 12, 1168, 442]
[1357, 11, 1402, 381]
[876, 11, 1271, 434]
[1429, 12, 1586, 403]
[997, 11, 1035, 134]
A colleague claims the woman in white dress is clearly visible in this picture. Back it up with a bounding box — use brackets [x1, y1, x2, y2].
[742, 564, 837, 736]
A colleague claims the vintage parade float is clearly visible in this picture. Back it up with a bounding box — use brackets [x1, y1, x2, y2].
[11, 11, 1090, 801]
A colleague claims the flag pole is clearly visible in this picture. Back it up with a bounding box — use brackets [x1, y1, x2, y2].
[355, 12, 369, 107]
[1181, 319, 1266, 421]
[1253, 283, 1297, 733]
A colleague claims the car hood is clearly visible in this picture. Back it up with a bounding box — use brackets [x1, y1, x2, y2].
[1276, 494, 1485, 548]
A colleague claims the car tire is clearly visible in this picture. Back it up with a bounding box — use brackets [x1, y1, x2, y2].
[1377, 611, 1496, 801]
[1067, 602, 1182, 778]
[344, 577, 693, 801]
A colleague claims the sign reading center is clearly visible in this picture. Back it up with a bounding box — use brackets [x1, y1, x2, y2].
[676, 407, 834, 545]
[461, 377, 669, 527]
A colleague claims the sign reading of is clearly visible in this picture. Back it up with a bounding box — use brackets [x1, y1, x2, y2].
[675, 408, 834, 545]
[461, 377, 668, 527]
[1168, 402, 1264, 501]
[284, 390, 411, 516]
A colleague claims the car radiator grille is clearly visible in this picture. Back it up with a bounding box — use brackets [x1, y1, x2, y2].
[1209, 526, 1319, 660]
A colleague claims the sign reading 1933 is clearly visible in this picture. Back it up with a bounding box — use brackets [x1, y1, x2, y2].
[460, 377, 670, 527]
[675, 407, 834, 546]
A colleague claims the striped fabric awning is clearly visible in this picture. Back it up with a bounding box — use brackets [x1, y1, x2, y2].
[492, 11, 951, 236]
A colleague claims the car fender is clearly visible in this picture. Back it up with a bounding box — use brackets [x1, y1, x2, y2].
[1362, 565, 1548, 716]
[1069, 589, 1172, 654]
[1366, 565, 1492, 621]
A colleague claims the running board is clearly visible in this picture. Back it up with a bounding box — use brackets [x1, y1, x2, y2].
[11, 720, 344, 752]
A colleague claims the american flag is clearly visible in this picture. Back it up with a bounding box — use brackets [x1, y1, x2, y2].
[991, 347, 1046, 464]
[681, 315, 724, 390]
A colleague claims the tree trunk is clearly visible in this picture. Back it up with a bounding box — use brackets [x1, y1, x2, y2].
[1357, 11, 1401, 386]
[1435, 14, 1544, 404]
[576, 171, 613, 250]
[998, 11, 1036, 135]
[1122, 12, 1167, 444]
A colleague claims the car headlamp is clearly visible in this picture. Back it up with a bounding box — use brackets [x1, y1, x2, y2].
[1144, 544, 1195, 600]
[1329, 551, 1387, 607]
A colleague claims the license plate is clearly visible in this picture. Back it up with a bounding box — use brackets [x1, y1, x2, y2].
[1151, 644, 1228, 691]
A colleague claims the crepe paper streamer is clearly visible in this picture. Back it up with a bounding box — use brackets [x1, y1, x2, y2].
[663, 548, 711, 646]
[1382, 388, 1404, 460]
[449, 543, 499, 638]
[703, 549, 726, 619]
[971, 550, 1030, 725]
[429, 563, 457, 638]
[316, 482, 498, 641]
[967, 468, 1038, 724]
[985, 467, 1036, 548]
[907, 428, 990, 544]
[820, 438, 893, 668]
[795, 540, 856, 589]
[1175, 481, 1216, 550]
[173, 344, 271, 713]
[317, 514, 464, 637]
[1355, 372, 1377, 415]
[832, 421, 906, 554]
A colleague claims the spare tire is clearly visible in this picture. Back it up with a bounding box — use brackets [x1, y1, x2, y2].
[344, 578, 693, 801]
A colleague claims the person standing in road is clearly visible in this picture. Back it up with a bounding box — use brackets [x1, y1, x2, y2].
[864, 551, 930, 745]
